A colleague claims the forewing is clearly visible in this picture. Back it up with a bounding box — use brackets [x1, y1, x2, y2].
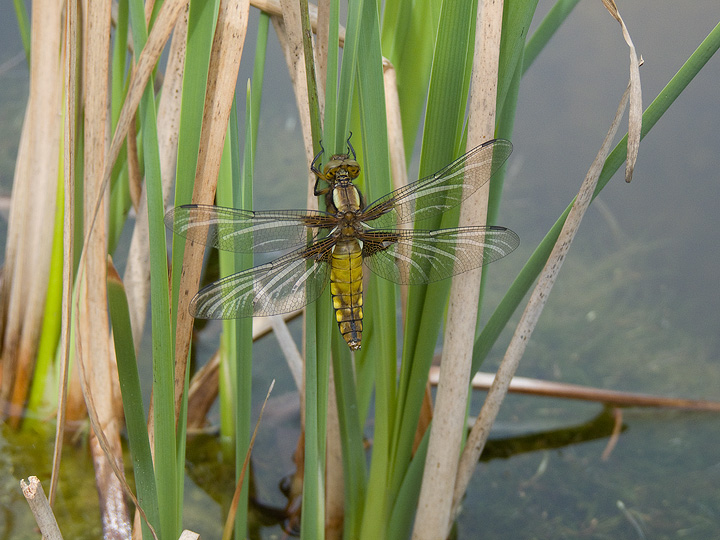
[190, 240, 333, 318]
[165, 204, 337, 253]
[361, 227, 519, 285]
[361, 139, 512, 228]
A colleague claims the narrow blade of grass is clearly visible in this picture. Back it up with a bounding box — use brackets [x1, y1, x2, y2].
[355, 1, 399, 537]
[107, 259, 160, 540]
[127, 0, 180, 535]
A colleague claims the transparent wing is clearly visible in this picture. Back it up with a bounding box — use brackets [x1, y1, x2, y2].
[165, 204, 337, 253]
[190, 239, 334, 318]
[361, 139, 512, 228]
[361, 226, 519, 285]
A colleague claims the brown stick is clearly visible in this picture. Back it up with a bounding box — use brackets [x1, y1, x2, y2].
[429, 367, 720, 411]
[21, 476, 64, 540]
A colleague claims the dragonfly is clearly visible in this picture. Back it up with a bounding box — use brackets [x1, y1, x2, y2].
[165, 137, 519, 351]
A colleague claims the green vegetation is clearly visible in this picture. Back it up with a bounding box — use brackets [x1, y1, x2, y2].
[1, 1, 719, 539]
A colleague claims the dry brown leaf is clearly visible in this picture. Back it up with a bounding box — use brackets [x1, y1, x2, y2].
[452, 79, 634, 525]
[252, 0, 347, 46]
[50, 0, 81, 506]
[80, 1, 131, 536]
[1, 0, 63, 427]
[273, 0, 317, 180]
[105, 0, 189, 196]
[173, 0, 250, 420]
[123, 6, 189, 355]
[602, 0, 642, 182]
[221, 380, 275, 540]
[413, 0, 505, 537]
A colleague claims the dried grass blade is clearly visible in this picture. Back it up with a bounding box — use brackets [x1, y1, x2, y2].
[221, 380, 275, 540]
[105, 0, 188, 187]
[314, 0, 330, 112]
[252, 0, 347, 45]
[174, 0, 250, 418]
[602, 0, 642, 183]
[437, 368, 720, 411]
[49, 0, 80, 506]
[325, 368, 344, 539]
[269, 315, 304, 390]
[157, 6, 188, 202]
[273, 0, 316, 166]
[80, 1, 131, 535]
[413, 0, 504, 537]
[122, 7, 188, 353]
[0, 108, 27, 365]
[1, 0, 62, 426]
[451, 80, 634, 521]
[186, 350, 220, 431]
[383, 60, 410, 318]
[74, 296, 159, 540]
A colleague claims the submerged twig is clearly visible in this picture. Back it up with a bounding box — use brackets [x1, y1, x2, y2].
[617, 500, 648, 539]
[602, 0, 642, 182]
[601, 408, 623, 461]
[429, 368, 720, 411]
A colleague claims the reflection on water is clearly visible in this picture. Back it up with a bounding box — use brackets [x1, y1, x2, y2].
[461, 407, 720, 539]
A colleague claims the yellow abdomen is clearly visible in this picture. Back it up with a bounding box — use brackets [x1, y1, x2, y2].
[330, 239, 363, 350]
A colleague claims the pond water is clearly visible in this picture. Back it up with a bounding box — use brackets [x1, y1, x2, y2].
[2, 1, 720, 539]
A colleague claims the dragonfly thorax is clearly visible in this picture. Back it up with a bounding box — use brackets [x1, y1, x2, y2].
[332, 184, 363, 213]
[335, 211, 363, 239]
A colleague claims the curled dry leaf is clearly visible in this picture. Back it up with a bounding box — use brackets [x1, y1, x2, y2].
[603, 0, 642, 182]
[602, 0, 620, 22]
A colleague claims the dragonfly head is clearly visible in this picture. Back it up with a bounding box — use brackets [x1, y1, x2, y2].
[323, 154, 360, 184]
